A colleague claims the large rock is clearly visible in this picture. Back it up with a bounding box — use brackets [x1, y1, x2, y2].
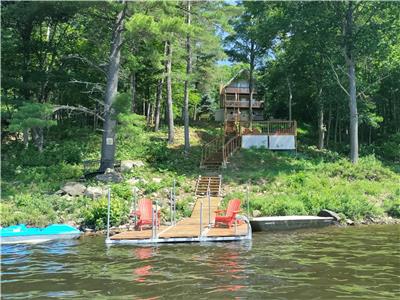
[96, 171, 123, 183]
[252, 210, 262, 218]
[152, 177, 162, 184]
[132, 160, 145, 168]
[121, 160, 135, 173]
[127, 177, 140, 185]
[61, 182, 86, 197]
[318, 209, 341, 221]
[85, 186, 107, 199]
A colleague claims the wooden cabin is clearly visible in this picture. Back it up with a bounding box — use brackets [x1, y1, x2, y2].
[215, 69, 297, 151]
[215, 69, 264, 123]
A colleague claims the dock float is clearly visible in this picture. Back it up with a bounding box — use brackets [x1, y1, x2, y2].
[106, 195, 252, 245]
[250, 216, 335, 232]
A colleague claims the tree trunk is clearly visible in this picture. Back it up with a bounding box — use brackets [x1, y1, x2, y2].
[334, 105, 339, 144]
[249, 41, 255, 128]
[345, 2, 358, 163]
[327, 104, 332, 148]
[183, 0, 192, 153]
[287, 77, 292, 121]
[23, 128, 29, 149]
[318, 101, 325, 150]
[166, 40, 174, 144]
[154, 78, 163, 131]
[146, 102, 151, 126]
[99, 3, 126, 172]
[31, 127, 44, 152]
[130, 72, 136, 113]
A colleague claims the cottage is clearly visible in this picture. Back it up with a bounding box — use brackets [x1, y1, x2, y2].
[216, 69, 297, 150]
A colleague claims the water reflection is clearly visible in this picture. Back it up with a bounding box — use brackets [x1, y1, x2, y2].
[132, 247, 157, 283]
[1, 225, 399, 299]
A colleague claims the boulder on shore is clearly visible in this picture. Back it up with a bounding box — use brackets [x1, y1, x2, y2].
[120, 160, 135, 173]
[318, 209, 341, 221]
[96, 170, 123, 183]
[252, 210, 262, 218]
[85, 186, 107, 199]
[61, 182, 86, 197]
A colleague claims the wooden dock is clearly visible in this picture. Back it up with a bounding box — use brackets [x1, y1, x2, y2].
[107, 195, 251, 245]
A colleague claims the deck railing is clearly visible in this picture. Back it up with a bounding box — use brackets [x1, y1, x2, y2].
[240, 120, 297, 136]
[224, 100, 263, 108]
[222, 135, 241, 166]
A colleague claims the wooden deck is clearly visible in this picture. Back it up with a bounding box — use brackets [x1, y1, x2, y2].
[108, 196, 251, 244]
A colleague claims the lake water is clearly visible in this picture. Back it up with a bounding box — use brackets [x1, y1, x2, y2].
[1, 225, 399, 299]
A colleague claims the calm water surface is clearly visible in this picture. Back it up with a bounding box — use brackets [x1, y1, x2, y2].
[1, 225, 399, 299]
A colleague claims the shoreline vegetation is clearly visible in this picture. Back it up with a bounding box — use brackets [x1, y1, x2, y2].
[2, 123, 399, 232]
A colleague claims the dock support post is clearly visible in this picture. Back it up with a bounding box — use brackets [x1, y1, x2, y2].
[173, 179, 176, 225]
[207, 187, 211, 226]
[155, 200, 158, 238]
[106, 186, 111, 240]
[246, 182, 250, 218]
[133, 189, 137, 227]
[170, 188, 173, 225]
[151, 206, 155, 240]
[199, 200, 203, 237]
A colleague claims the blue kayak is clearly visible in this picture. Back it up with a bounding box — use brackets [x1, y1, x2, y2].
[0, 224, 81, 244]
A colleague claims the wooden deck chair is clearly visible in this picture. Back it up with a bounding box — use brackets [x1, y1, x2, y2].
[214, 199, 241, 228]
[130, 199, 160, 231]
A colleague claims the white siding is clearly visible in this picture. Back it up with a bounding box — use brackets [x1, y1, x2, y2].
[269, 135, 296, 150]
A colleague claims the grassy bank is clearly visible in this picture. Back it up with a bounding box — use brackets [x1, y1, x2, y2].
[222, 148, 400, 223]
[1, 120, 399, 229]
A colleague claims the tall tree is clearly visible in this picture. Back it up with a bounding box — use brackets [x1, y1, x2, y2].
[99, 2, 127, 172]
[183, 0, 192, 153]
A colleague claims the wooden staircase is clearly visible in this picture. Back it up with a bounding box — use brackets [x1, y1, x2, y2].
[200, 135, 241, 169]
[195, 175, 222, 197]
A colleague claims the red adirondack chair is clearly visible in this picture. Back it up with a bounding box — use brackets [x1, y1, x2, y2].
[130, 199, 160, 231]
[214, 199, 241, 228]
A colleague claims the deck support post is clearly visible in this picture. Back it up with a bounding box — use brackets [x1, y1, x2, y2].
[106, 186, 111, 240]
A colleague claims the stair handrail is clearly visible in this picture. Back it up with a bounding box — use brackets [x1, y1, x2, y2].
[222, 135, 241, 165]
[200, 135, 224, 166]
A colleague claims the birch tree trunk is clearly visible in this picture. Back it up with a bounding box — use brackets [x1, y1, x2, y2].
[99, 3, 126, 172]
[183, 0, 191, 153]
[166, 40, 174, 144]
[344, 2, 358, 163]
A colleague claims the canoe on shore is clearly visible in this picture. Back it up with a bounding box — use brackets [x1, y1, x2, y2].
[0, 224, 81, 244]
[250, 216, 335, 232]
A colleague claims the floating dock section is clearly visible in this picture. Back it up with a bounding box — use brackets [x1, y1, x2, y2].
[107, 177, 252, 245]
[250, 216, 334, 232]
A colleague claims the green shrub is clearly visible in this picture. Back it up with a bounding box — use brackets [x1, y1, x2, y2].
[82, 197, 129, 230]
[0, 194, 58, 227]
